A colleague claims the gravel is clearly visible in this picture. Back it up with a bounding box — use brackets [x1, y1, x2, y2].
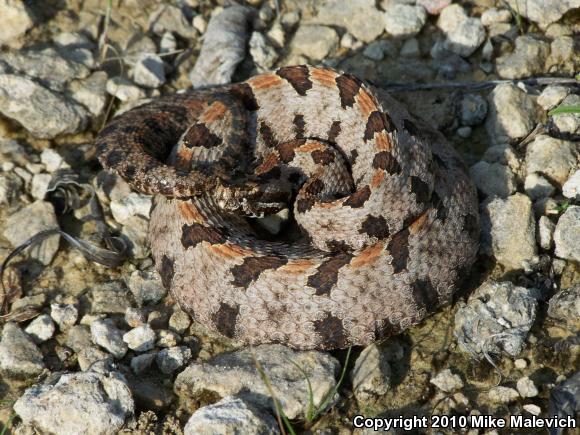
[537, 85, 569, 110]
[25, 314, 56, 344]
[524, 173, 556, 200]
[496, 35, 551, 79]
[155, 345, 192, 374]
[175, 344, 339, 420]
[127, 269, 166, 306]
[481, 193, 537, 271]
[312, 0, 385, 43]
[563, 170, 580, 200]
[51, 303, 79, 329]
[488, 386, 520, 404]
[90, 318, 128, 359]
[14, 371, 134, 435]
[3, 200, 60, 265]
[554, 206, 580, 262]
[0, 0, 35, 45]
[189, 5, 253, 88]
[184, 396, 278, 435]
[249, 31, 278, 71]
[454, 281, 538, 358]
[291, 25, 338, 61]
[469, 161, 517, 198]
[538, 216, 556, 250]
[505, 0, 580, 28]
[459, 93, 488, 126]
[0, 74, 89, 138]
[132, 53, 166, 89]
[517, 376, 539, 398]
[437, 4, 485, 57]
[0, 322, 45, 379]
[525, 135, 579, 187]
[383, 4, 427, 37]
[123, 324, 156, 352]
[486, 83, 538, 144]
[430, 369, 464, 393]
[351, 343, 392, 402]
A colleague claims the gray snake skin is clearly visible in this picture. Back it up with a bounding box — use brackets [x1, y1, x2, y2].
[95, 65, 479, 350]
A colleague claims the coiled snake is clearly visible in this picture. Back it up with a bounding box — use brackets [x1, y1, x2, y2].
[95, 66, 479, 350]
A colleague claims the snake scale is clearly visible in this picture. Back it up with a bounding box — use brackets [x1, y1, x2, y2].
[95, 65, 479, 350]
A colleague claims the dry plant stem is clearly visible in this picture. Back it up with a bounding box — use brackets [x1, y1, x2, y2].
[383, 77, 579, 92]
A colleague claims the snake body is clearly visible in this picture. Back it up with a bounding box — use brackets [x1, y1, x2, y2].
[95, 66, 479, 350]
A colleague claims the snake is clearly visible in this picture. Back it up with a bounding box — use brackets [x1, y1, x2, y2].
[95, 65, 479, 350]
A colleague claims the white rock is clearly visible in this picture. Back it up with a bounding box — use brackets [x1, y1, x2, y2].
[25, 314, 55, 343]
[69, 71, 108, 118]
[505, 0, 580, 28]
[384, 4, 427, 37]
[30, 173, 51, 200]
[14, 371, 134, 435]
[563, 170, 580, 200]
[524, 173, 556, 200]
[106, 77, 146, 102]
[554, 206, 580, 262]
[159, 32, 177, 53]
[0, 0, 35, 46]
[514, 358, 528, 369]
[488, 386, 520, 404]
[469, 161, 517, 198]
[249, 32, 278, 71]
[481, 8, 512, 26]
[496, 35, 551, 79]
[148, 4, 196, 39]
[110, 192, 152, 225]
[184, 396, 278, 435]
[431, 369, 464, 393]
[40, 148, 66, 173]
[551, 94, 580, 135]
[312, 0, 385, 43]
[0, 322, 45, 378]
[351, 343, 392, 402]
[517, 376, 539, 398]
[3, 200, 60, 265]
[51, 303, 79, 329]
[525, 135, 578, 187]
[123, 324, 156, 352]
[486, 83, 538, 144]
[175, 344, 339, 420]
[192, 15, 207, 34]
[481, 193, 537, 270]
[523, 404, 541, 415]
[538, 216, 556, 250]
[132, 53, 166, 89]
[291, 25, 338, 61]
[437, 4, 485, 57]
[537, 85, 569, 110]
[90, 318, 128, 359]
[0, 74, 88, 139]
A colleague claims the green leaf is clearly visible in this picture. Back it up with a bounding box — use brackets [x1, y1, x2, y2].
[548, 105, 580, 116]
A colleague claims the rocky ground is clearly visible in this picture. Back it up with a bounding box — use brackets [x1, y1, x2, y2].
[0, 0, 579, 434]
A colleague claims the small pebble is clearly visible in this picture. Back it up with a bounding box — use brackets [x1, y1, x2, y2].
[514, 359, 528, 369]
[125, 307, 147, 328]
[517, 376, 539, 398]
[562, 170, 580, 200]
[430, 369, 464, 393]
[90, 318, 128, 359]
[25, 314, 56, 343]
[169, 309, 191, 334]
[51, 303, 79, 330]
[123, 324, 156, 352]
[487, 386, 520, 404]
[523, 404, 541, 415]
[156, 346, 192, 374]
[156, 329, 181, 348]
